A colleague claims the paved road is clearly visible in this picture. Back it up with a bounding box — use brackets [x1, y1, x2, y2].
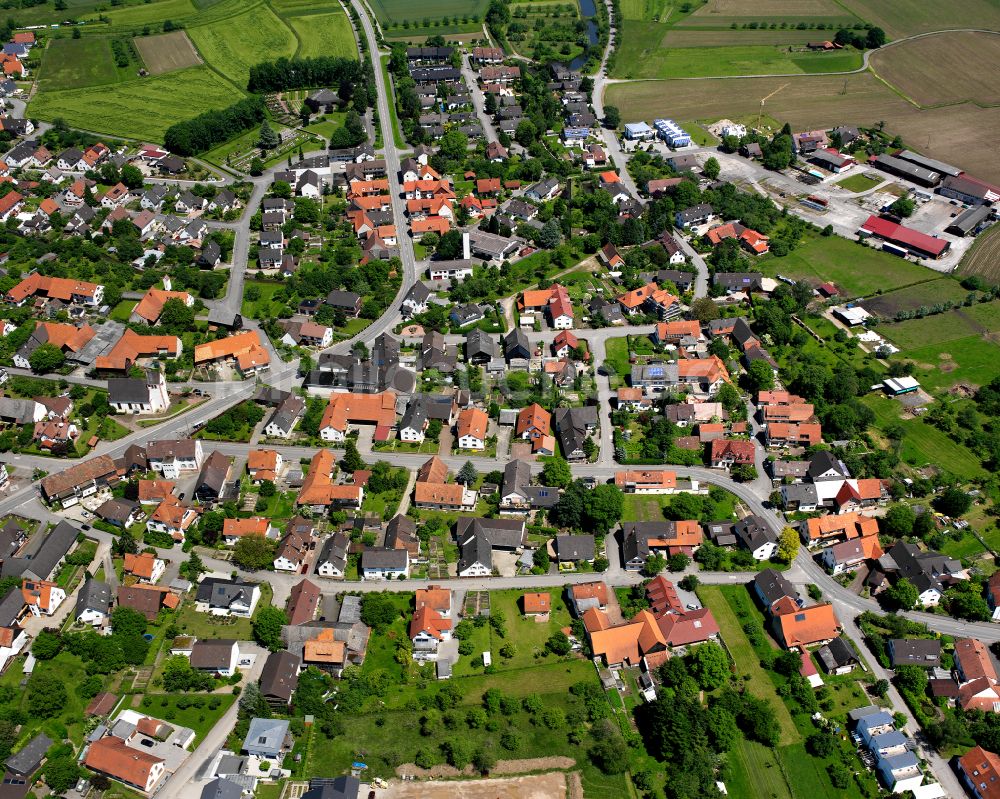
[348, 0, 418, 353]
[461, 51, 501, 143]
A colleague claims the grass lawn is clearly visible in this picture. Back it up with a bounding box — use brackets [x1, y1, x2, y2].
[304, 111, 346, 141]
[29, 65, 239, 142]
[241, 280, 287, 319]
[255, 490, 297, 520]
[603, 336, 631, 382]
[615, 43, 862, 79]
[110, 299, 137, 323]
[137, 694, 235, 744]
[187, 4, 296, 87]
[39, 37, 126, 90]
[361, 473, 407, 519]
[453, 590, 574, 677]
[728, 737, 793, 799]
[698, 585, 797, 745]
[759, 232, 935, 297]
[287, 10, 357, 59]
[380, 55, 406, 149]
[0, 650, 95, 746]
[901, 335, 1000, 393]
[173, 583, 272, 641]
[836, 173, 883, 192]
[372, 439, 440, 454]
[862, 395, 985, 480]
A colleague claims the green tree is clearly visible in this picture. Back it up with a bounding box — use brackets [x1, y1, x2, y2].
[257, 120, 280, 151]
[158, 297, 195, 333]
[111, 606, 148, 637]
[703, 157, 721, 180]
[686, 642, 729, 690]
[894, 664, 928, 695]
[232, 534, 277, 570]
[881, 504, 916, 537]
[777, 526, 799, 563]
[42, 756, 81, 794]
[341, 439, 366, 473]
[28, 342, 65, 373]
[538, 219, 561, 249]
[439, 129, 469, 162]
[745, 359, 775, 392]
[642, 554, 666, 577]
[884, 577, 919, 610]
[120, 163, 144, 189]
[934, 486, 972, 517]
[361, 593, 398, 632]
[258, 479, 277, 498]
[32, 629, 62, 660]
[457, 461, 478, 486]
[252, 606, 288, 651]
[541, 457, 572, 488]
[583, 484, 624, 534]
[889, 197, 915, 217]
[546, 631, 572, 655]
[603, 105, 620, 129]
[27, 671, 67, 718]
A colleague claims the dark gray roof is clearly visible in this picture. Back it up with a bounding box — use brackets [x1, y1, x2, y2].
[361, 548, 408, 570]
[196, 450, 230, 497]
[455, 517, 526, 550]
[76, 577, 112, 618]
[734, 515, 776, 552]
[95, 498, 139, 524]
[195, 577, 258, 609]
[200, 778, 244, 799]
[385, 514, 417, 549]
[752, 568, 797, 607]
[259, 650, 301, 702]
[554, 534, 595, 561]
[1, 520, 78, 580]
[459, 529, 492, 572]
[5, 733, 52, 776]
[889, 638, 941, 667]
[303, 776, 361, 799]
[107, 377, 152, 406]
[317, 533, 349, 573]
[190, 639, 237, 669]
[817, 637, 859, 670]
[808, 450, 849, 480]
[326, 290, 361, 309]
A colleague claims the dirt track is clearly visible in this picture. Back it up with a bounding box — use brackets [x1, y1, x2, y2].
[383, 772, 567, 799]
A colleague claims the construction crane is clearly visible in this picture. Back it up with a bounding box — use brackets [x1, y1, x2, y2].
[756, 82, 789, 131]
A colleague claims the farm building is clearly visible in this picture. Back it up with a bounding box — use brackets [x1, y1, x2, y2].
[882, 377, 920, 396]
[946, 205, 992, 237]
[858, 215, 950, 259]
[870, 154, 940, 188]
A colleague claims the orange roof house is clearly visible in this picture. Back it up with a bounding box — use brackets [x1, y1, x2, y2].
[706, 223, 742, 245]
[766, 422, 822, 446]
[297, 449, 363, 508]
[772, 602, 840, 649]
[677, 356, 730, 385]
[710, 438, 755, 466]
[958, 746, 1000, 799]
[319, 391, 397, 440]
[763, 403, 814, 422]
[956, 638, 998, 683]
[123, 552, 160, 581]
[522, 592, 550, 615]
[30, 321, 95, 353]
[247, 449, 280, 482]
[413, 481, 467, 508]
[8, 273, 102, 305]
[222, 517, 273, 541]
[409, 604, 452, 641]
[476, 177, 501, 195]
[805, 512, 878, 544]
[570, 581, 609, 613]
[12, 32, 34, 44]
[21, 578, 62, 614]
[614, 470, 676, 493]
[95, 329, 180, 371]
[194, 331, 269, 374]
[38, 197, 58, 216]
[132, 288, 192, 324]
[598, 170, 620, 185]
[583, 606, 612, 634]
[411, 216, 451, 236]
[455, 407, 488, 444]
[416, 455, 449, 485]
[516, 403, 550, 440]
[303, 627, 346, 669]
[617, 282, 658, 312]
[646, 575, 683, 615]
[84, 735, 165, 793]
[415, 586, 451, 615]
[740, 229, 770, 254]
[654, 321, 701, 343]
[137, 480, 175, 504]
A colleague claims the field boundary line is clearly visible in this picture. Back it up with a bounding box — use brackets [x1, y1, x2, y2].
[268, 0, 305, 59]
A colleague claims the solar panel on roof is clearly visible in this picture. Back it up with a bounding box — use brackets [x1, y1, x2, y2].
[648, 366, 664, 376]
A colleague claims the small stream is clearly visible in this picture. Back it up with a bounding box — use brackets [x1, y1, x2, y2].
[568, 0, 600, 71]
